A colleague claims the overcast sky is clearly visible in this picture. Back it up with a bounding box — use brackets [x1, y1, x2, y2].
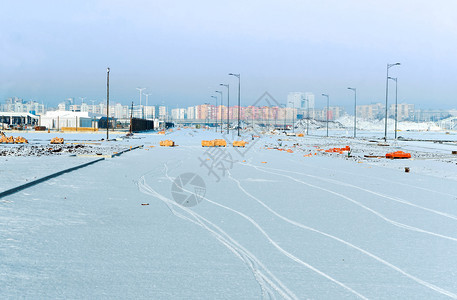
[1, 0, 457, 110]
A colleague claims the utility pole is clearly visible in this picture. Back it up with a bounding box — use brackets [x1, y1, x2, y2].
[106, 67, 110, 140]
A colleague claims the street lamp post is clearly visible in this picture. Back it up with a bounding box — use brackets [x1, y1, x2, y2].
[384, 62, 400, 141]
[288, 100, 295, 133]
[136, 87, 146, 118]
[282, 104, 287, 131]
[306, 95, 310, 135]
[388, 77, 399, 139]
[347, 87, 357, 138]
[229, 73, 241, 136]
[220, 83, 229, 134]
[211, 95, 218, 132]
[143, 93, 151, 119]
[106, 67, 110, 140]
[215, 90, 223, 133]
[322, 94, 329, 137]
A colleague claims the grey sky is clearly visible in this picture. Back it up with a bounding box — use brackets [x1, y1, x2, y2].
[1, 0, 456, 109]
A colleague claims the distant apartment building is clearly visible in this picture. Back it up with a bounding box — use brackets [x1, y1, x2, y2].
[389, 103, 414, 120]
[356, 103, 384, 120]
[1, 97, 45, 115]
[158, 106, 167, 119]
[313, 106, 345, 121]
[187, 106, 196, 120]
[304, 92, 315, 109]
[171, 108, 187, 120]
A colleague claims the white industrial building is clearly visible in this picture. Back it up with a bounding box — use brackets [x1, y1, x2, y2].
[39, 111, 98, 129]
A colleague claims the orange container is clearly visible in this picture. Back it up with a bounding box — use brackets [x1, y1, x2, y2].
[214, 139, 227, 147]
[233, 141, 246, 147]
[386, 151, 411, 159]
[201, 140, 215, 147]
[159, 140, 175, 147]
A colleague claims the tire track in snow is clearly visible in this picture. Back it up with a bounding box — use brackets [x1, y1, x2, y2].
[284, 156, 456, 198]
[137, 173, 297, 300]
[243, 162, 457, 244]
[162, 166, 369, 299]
[228, 170, 457, 299]
[262, 163, 457, 222]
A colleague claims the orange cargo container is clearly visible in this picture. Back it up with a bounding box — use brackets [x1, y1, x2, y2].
[214, 139, 227, 147]
[233, 141, 246, 147]
[201, 140, 215, 147]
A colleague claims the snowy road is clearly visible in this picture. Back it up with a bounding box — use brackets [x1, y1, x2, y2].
[1, 129, 457, 299]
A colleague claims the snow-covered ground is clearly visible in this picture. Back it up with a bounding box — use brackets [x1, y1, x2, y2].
[1, 128, 457, 299]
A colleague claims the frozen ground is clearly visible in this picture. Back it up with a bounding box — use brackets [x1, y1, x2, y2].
[1, 128, 457, 299]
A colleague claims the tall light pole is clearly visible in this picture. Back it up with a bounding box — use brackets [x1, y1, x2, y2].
[220, 83, 229, 134]
[384, 62, 400, 141]
[322, 94, 329, 137]
[229, 73, 241, 136]
[143, 93, 151, 119]
[215, 90, 223, 133]
[306, 95, 310, 135]
[347, 87, 357, 138]
[106, 67, 110, 140]
[282, 104, 287, 131]
[388, 77, 398, 139]
[288, 100, 295, 133]
[136, 87, 146, 118]
[211, 95, 218, 132]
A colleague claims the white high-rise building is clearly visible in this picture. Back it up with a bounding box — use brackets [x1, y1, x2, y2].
[187, 106, 195, 120]
[287, 92, 305, 108]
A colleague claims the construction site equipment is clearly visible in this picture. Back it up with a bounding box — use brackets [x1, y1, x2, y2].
[35, 126, 46, 131]
[214, 139, 227, 147]
[233, 141, 246, 147]
[386, 151, 411, 159]
[50, 137, 64, 144]
[201, 140, 215, 147]
[159, 140, 175, 147]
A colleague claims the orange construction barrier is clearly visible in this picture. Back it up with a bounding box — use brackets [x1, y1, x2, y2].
[325, 146, 351, 153]
[297, 133, 304, 137]
[386, 151, 411, 159]
[159, 140, 175, 147]
[50, 137, 64, 144]
[14, 136, 28, 144]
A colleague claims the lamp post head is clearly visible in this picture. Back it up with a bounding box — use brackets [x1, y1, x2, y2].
[387, 62, 401, 69]
[107, 67, 110, 73]
[347, 87, 356, 92]
[322, 93, 328, 97]
[388, 76, 397, 81]
[228, 73, 240, 78]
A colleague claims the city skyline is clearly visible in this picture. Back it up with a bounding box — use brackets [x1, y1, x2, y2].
[1, 1, 457, 109]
